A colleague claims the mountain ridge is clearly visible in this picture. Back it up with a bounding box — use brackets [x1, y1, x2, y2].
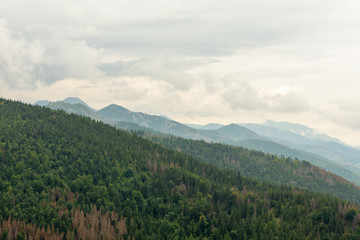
[36, 97, 360, 185]
[263, 120, 344, 143]
[59, 97, 96, 111]
[242, 122, 360, 174]
[4, 97, 360, 239]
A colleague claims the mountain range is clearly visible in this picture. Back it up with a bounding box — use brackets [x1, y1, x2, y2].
[240, 122, 360, 171]
[4, 98, 360, 239]
[35, 97, 360, 185]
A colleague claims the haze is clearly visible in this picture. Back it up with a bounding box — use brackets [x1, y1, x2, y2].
[1, 0, 360, 146]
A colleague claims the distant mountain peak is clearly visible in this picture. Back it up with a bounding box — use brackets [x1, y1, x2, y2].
[62, 97, 83, 101]
[108, 103, 123, 108]
[263, 120, 342, 143]
[160, 115, 172, 121]
[186, 123, 224, 130]
[58, 97, 96, 111]
[217, 123, 261, 141]
[226, 123, 239, 127]
[264, 120, 311, 131]
[34, 100, 50, 106]
[221, 123, 254, 130]
[100, 104, 130, 112]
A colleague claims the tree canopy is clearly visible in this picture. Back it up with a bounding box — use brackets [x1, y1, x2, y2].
[0, 98, 359, 239]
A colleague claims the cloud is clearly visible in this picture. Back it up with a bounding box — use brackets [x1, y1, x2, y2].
[268, 92, 310, 113]
[2, 0, 341, 58]
[0, 19, 44, 88]
[99, 53, 216, 90]
[0, 19, 103, 89]
[222, 82, 267, 111]
[318, 98, 360, 130]
[222, 81, 309, 113]
[1, 0, 360, 146]
[40, 39, 103, 83]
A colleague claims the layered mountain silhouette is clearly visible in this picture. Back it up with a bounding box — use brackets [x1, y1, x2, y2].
[186, 123, 225, 130]
[36, 97, 360, 185]
[241, 122, 360, 172]
[4, 98, 360, 239]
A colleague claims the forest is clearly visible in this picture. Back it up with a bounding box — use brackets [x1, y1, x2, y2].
[0, 98, 360, 239]
[138, 132, 360, 203]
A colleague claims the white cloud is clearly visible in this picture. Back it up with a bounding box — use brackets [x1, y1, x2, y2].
[222, 81, 309, 113]
[1, 0, 360, 145]
[274, 85, 294, 95]
[317, 97, 360, 131]
[0, 18, 103, 88]
[40, 39, 103, 82]
[0, 19, 44, 88]
[99, 52, 215, 90]
[268, 91, 309, 113]
[222, 81, 267, 111]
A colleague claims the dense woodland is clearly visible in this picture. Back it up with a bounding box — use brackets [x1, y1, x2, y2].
[139, 133, 360, 203]
[0, 99, 360, 239]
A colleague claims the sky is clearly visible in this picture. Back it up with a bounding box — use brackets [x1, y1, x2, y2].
[1, 0, 360, 146]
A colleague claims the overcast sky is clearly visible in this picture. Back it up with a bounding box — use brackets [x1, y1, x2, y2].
[1, 0, 360, 146]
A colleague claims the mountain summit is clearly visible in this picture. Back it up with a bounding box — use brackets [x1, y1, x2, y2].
[59, 97, 96, 111]
[216, 123, 261, 141]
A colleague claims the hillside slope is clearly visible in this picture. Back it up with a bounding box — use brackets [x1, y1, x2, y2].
[117, 121, 360, 186]
[38, 99, 360, 186]
[1, 98, 360, 239]
[215, 124, 261, 141]
[97, 104, 253, 143]
[140, 132, 360, 202]
[46, 102, 105, 122]
[243, 122, 360, 173]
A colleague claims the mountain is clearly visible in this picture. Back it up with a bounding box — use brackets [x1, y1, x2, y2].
[309, 141, 360, 169]
[160, 115, 172, 120]
[215, 123, 261, 141]
[34, 100, 50, 106]
[186, 123, 224, 130]
[37, 100, 260, 144]
[97, 104, 261, 144]
[115, 121, 360, 185]
[37, 98, 360, 186]
[236, 139, 360, 185]
[263, 120, 343, 143]
[242, 122, 321, 146]
[34, 97, 100, 120]
[97, 104, 202, 136]
[59, 97, 96, 111]
[142, 132, 360, 202]
[2, 98, 360, 239]
[46, 101, 106, 122]
[114, 116, 360, 185]
[242, 121, 360, 175]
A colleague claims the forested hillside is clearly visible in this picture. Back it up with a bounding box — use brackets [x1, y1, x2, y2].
[41, 98, 360, 185]
[140, 133, 360, 203]
[1, 99, 360, 239]
[116, 120, 360, 186]
[243, 122, 360, 175]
